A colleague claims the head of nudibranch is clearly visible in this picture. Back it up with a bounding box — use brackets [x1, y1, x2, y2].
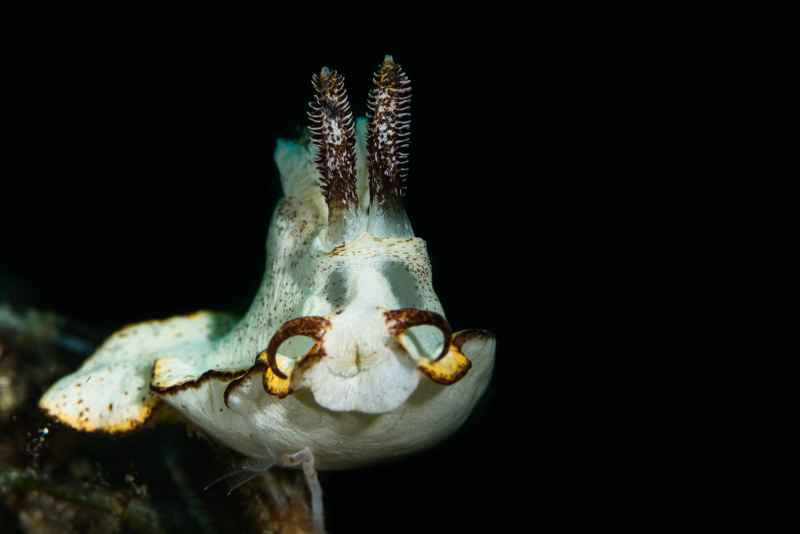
[39, 55, 496, 474]
[221, 56, 495, 415]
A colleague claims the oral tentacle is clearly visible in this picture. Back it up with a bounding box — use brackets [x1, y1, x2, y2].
[384, 308, 452, 362]
[415, 330, 484, 385]
[265, 316, 331, 380]
[385, 309, 475, 385]
[223, 316, 331, 404]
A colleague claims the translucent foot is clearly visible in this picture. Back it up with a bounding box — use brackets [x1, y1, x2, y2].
[282, 447, 326, 534]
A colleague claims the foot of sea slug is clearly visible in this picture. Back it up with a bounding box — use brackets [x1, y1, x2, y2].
[282, 447, 326, 534]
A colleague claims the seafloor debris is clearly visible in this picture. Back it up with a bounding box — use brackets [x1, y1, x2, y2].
[0, 304, 315, 534]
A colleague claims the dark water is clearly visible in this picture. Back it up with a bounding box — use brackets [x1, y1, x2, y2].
[1, 49, 518, 533]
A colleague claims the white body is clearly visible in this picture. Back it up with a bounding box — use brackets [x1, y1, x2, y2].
[169, 338, 492, 469]
[39, 118, 495, 470]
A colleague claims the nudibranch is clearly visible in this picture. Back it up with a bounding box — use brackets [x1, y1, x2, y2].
[39, 55, 495, 531]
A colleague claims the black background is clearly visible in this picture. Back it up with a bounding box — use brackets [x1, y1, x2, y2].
[2, 46, 537, 532]
[0, 23, 710, 531]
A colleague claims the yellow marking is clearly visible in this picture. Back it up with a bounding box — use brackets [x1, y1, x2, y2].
[150, 358, 176, 389]
[39, 394, 159, 434]
[152, 358, 166, 376]
[262, 353, 297, 399]
[417, 344, 472, 385]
